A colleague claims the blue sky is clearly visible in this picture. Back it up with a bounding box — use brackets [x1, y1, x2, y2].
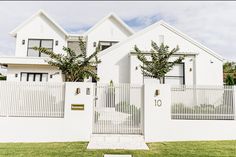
[0, 1, 236, 61]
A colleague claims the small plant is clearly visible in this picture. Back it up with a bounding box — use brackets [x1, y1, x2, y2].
[0, 73, 6, 80]
[172, 103, 234, 114]
[115, 101, 141, 126]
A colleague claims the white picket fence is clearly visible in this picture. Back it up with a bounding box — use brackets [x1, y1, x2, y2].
[0, 82, 65, 118]
[171, 85, 235, 120]
[93, 83, 144, 134]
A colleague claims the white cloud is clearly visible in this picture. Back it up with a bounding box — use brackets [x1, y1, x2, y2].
[0, 1, 236, 61]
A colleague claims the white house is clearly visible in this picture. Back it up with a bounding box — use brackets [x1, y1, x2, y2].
[0, 10, 223, 85]
[0, 10, 235, 149]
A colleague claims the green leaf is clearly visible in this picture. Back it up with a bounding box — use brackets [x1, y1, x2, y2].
[134, 41, 185, 83]
[33, 39, 101, 82]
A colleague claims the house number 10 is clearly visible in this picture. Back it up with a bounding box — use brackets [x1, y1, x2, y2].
[155, 99, 162, 107]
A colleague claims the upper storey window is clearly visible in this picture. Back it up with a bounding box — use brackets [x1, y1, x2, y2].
[67, 41, 83, 55]
[99, 41, 118, 51]
[27, 39, 53, 57]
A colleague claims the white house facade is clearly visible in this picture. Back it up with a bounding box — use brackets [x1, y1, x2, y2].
[97, 21, 223, 85]
[1, 10, 236, 150]
[0, 10, 223, 85]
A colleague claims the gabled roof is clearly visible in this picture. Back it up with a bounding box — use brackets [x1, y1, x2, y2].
[84, 12, 134, 36]
[99, 20, 223, 61]
[10, 9, 68, 37]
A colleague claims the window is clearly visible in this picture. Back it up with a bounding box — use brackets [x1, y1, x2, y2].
[27, 39, 53, 57]
[99, 41, 118, 51]
[143, 63, 185, 85]
[67, 41, 82, 55]
[164, 63, 185, 85]
[20, 73, 48, 82]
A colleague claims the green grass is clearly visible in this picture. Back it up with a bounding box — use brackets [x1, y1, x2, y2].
[0, 140, 235, 157]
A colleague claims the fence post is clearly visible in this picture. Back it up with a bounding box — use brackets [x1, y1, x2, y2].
[64, 82, 95, 141]
[234, 86, 236, 120]
[144, 82, 171, 142]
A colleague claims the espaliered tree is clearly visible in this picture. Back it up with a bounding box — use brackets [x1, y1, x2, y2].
[33, 38, 101, 82]
[134, 41, 185, 83]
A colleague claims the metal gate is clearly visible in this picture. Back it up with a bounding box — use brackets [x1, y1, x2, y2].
[92, 83, 144, 134]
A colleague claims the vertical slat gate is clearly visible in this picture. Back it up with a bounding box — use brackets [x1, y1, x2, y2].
[93, 83, 143, 134]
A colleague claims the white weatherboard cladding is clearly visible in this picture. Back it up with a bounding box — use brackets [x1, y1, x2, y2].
[7, 65, 63, 82]
[15, 14, 66, 57]
[98, 24, 223, 85]
[86, 17, 131, 56]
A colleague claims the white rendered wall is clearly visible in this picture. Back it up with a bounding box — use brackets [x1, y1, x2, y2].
[144, 82, 236, 142]
[86, 17, 131, 56]
[0, 82, 235, 142]
[0, 82, 94, 142]
[15, 14, 66, 57]
[6, 65, 63, 82]
[98, 24, 223, 85]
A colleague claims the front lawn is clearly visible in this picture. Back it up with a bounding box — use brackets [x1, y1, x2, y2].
[0, 140, 235, 157]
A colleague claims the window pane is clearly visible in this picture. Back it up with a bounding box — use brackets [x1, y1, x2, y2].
[28, 40, 40, 47]
[165, 77, 183, 85]
[28, 74, 34, 82]
[68, 41, 82, 55]
[41, 40, 53, 48]
[40, 52, 49, 57]
[42, 74, 48, 82]
[101, 45, 110, 51]
[21, 73, 27, 82]
[28, 49, 39, 57]
[35, 74, 41, 82]
[99, 41, 118, 51]
[166, 64, 184, 76]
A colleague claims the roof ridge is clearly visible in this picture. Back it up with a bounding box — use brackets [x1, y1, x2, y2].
[83, 12, 134, 36]
[98, 20, 163, 57]
[10, 9, 68, 37]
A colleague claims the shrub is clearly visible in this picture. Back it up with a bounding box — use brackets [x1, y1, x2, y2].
[115, 101, 141, 126]
[172, 103, 234, 114]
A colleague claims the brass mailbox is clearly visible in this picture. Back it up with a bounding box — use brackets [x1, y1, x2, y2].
[71, 104, 84, 110]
